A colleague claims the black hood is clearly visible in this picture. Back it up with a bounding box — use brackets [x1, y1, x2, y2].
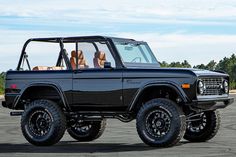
[125, 63, 228, 78]
[184, 68, 228, 77]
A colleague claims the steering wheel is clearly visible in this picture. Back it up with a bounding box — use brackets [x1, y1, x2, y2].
[131, 57, 142, 63]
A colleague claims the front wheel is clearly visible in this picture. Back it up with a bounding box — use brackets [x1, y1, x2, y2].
[67, 119, 106, 142]
[184, 110, 220, 142]
[136, 98, 186, 147]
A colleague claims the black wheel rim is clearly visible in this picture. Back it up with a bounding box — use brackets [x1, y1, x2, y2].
[186, 112, 207, 133]
[70, 121, 92, 136]
[145, 109, 171, 138]
[28, 109, 52, 137]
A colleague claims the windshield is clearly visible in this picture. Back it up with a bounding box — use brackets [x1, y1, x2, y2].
[114, 41, 158, 64]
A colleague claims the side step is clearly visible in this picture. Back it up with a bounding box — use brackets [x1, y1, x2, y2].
[10, 111, 23, 116]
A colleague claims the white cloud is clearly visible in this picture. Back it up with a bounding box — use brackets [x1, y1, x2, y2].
[1, 0, 236, 25]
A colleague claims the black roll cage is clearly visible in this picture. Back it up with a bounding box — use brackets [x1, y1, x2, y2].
[16, 36, 148, 71]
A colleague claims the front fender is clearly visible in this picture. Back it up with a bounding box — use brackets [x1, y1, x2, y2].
[128, 81, 190, 111]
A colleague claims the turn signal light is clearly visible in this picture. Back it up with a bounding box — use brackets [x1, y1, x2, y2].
[182, 84, 190, 89]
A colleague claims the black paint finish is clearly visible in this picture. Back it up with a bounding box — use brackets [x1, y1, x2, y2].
[72, 69, 123, 108]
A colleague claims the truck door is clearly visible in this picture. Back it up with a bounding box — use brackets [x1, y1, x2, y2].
[70, 42, 123, 110]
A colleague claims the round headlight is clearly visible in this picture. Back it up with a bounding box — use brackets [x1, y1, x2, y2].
[223, 80, 229, 93]
[198, 80, 205, 95]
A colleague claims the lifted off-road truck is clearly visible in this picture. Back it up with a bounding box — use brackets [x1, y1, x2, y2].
[2, 36, 234, 147]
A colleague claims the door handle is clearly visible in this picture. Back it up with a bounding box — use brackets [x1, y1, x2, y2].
[74, 70, 82, 74]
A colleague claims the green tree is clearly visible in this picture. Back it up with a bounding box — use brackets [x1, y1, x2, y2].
[194, 60, 216, 70]
[216, 55, 236, 77]
[181, 60, 191, 68]
[206, 60, 217, 70]
[159, 61, 169, 67]
[0, 72, 5, 95]
[162, 60, 191, 68]
[215, 54, 236, 89]
[193, 64, 206, 69]
[169, 61, 182, 67]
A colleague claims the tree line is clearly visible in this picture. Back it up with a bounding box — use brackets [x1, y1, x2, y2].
[0, 72, 5, 95]
[159, 54, 236, 89]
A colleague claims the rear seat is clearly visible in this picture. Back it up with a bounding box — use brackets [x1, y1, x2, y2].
[32, 66, 50, 71]
[32, 66, 64, 71]
[50, 66, 64, 70]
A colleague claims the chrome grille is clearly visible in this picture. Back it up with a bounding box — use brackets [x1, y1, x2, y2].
[201, 77, 223, 95]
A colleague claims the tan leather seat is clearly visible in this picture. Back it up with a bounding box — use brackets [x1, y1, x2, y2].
[33, 66, 64, 71]
[51, 66, 64, 70]
[93, 51, 106, 68]
[33, 66, 50, 71]
[70, 50, 88, 69]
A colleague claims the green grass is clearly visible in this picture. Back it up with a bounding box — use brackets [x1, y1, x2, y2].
[0, 73, 5, 95]
[230, 81, 236, 90]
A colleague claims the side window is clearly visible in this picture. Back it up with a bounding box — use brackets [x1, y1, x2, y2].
[66, 41, 116, 69]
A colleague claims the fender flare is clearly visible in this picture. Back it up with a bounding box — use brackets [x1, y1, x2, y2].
[128, 81, 189, 111]
[13, 82, 71, 110]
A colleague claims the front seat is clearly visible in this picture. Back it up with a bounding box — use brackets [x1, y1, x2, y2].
[93, 51, 106, 68]
[70, 50, 88, 69]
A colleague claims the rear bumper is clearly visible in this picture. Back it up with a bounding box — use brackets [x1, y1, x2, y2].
[191, 97, 234, 111]
[2, 93, 19, 109]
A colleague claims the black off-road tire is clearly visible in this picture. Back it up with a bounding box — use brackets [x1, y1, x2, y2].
[136, 98, 186, 147]
[67, 119, 106, 142]
[21, 99, 66, 146]
[184, 110, 220, 142]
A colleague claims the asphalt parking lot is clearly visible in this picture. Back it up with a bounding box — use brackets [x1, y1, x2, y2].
[0, 95, 236, 157]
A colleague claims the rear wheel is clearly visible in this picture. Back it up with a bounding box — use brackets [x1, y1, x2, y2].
[136, 98, 186, 147]
[184, 110, 220, 142]
[21, 99, 66, 146]
[67, 119, 106, 142]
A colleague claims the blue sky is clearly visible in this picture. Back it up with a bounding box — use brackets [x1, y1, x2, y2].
[0, 0, 236, 71]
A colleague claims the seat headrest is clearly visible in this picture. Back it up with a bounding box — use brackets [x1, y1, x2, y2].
[71, 50, 84, 59]
[94, 51, 106, 60]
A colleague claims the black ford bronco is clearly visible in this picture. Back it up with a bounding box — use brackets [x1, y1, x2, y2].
[2, 36, 234, 147]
